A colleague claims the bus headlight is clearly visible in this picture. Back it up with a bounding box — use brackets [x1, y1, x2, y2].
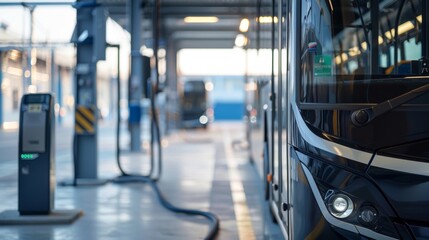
[199, 115, 208, 124]
[326, 192, 354, 218]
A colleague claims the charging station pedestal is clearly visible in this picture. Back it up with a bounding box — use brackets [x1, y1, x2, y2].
[0, 93, 82, 225]
[19, 93, 55, 215]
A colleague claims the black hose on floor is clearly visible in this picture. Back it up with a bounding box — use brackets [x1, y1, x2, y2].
[112, 11, 220, 237]
[113, 176, 219, 240]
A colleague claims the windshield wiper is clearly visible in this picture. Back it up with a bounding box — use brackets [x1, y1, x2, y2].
[351, 83, 429, 127]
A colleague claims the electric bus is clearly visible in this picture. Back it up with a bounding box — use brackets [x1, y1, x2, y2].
[180, 80, 210, 129]
[247, 0, 429, 239]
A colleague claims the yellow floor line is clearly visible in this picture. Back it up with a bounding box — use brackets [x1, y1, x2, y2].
[223, 132, 256, 240]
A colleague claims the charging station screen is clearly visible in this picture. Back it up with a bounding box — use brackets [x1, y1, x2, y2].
[24, 94, 46, 104]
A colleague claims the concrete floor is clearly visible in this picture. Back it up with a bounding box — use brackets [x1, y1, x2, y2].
[0, 121, 283, 239]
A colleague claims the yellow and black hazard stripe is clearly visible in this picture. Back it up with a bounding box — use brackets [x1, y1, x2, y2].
[75, 105, 96, 135]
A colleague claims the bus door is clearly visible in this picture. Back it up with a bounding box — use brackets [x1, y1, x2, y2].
[271, 0, 281, 210]
[279, 0, 291, 229]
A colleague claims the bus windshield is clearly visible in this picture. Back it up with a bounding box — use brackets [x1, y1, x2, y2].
[181, 80, 208, 124]
[298, 0, 429, 151]
[182, 81, 207, 112]
[300, 0, 429, 105]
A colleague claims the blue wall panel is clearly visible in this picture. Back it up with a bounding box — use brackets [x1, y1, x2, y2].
[214, 102, 244, 120]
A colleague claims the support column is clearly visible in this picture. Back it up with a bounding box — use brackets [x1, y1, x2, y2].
[21, 6, 35, 94]
[127, 0, 143, 151]
[73, 0, 106, 179]
[50, 48, 56, 93]
[50, 49, 63, 125]
[0, 51, 3, 128]
[26, 6, 35, 92]
[57, 65, 63, 125]
[166, 39, 178, 131]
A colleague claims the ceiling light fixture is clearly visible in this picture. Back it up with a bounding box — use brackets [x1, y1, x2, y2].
[184, 16, 219, 23]
[417, 15, 422, 23]
[384, 21, 415, 40]
[235, 34, 248, 48]
[239, 18, 250, 32]
[256, 16, 278, 23]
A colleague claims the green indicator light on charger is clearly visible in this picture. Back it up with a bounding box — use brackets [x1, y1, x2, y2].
[21, 154, 32, 159]
[21, 154, 37, 160]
